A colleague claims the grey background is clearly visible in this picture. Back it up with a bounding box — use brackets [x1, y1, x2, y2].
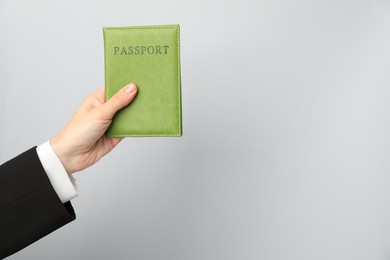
[1, 0, 390, 259]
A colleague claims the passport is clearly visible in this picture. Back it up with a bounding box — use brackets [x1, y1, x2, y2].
[103, 25, 182, 137]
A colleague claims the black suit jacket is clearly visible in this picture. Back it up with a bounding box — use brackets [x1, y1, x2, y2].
[0, 147, 76, 259]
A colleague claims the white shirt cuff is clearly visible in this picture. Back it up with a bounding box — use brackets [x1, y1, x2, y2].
[36, 141, 78, 203]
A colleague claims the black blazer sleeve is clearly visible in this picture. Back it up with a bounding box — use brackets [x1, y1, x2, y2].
[0, 147, 76, 259]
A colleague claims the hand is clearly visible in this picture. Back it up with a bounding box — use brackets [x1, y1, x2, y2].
[51, 83, 138, 174]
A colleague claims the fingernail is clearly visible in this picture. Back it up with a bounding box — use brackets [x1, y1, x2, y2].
[125, 83, 136, 94]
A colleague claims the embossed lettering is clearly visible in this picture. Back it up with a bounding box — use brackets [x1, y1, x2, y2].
[114, 46, 120, 55]
[155, 46, 162, 54]
[141, 46, 147, 54]
[128, 46, 134, 55]
[113, 45, 170, 55]
[162, 45, 169, 54]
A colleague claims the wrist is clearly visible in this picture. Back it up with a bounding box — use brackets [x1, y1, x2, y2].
[50, 135, 74, 174]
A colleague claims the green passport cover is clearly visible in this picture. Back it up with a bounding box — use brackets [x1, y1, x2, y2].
[103, 25, 182, 137]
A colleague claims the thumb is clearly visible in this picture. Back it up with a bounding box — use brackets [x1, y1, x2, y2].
[103, 83, 138, 118]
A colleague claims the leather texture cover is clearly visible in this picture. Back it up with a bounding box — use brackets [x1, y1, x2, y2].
[103, 25, 182, 137]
